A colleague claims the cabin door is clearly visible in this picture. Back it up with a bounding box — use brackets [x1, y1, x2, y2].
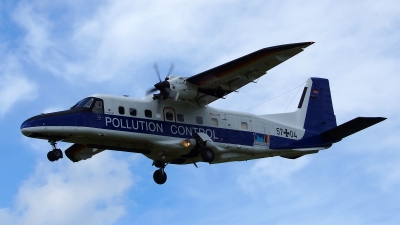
[163, 107, 176, 122]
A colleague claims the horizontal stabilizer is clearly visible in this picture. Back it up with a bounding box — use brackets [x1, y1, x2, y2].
[321, 117, 386, 142]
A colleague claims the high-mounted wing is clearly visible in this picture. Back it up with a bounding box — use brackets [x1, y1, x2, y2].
[186, 42, 314, 106]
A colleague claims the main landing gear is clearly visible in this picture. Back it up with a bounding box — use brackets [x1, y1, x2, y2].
[152, 161, 167, 185]
[47, 139, 63, 162]
[151, 147, 215, 185]
[200, 146, 215, 163]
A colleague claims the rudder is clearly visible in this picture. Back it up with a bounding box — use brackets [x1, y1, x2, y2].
[301, 78, 337, 133]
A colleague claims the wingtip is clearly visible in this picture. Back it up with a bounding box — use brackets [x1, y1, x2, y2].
[378, 117, 387, 122]
[369, 117, 387, 122]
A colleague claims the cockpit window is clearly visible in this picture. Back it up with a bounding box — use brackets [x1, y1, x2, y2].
[92, 100, 104, 114]
[71, 97, 94, 109]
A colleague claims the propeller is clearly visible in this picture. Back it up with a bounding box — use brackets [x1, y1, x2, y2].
[147, 63, 175, 98]
[147, 63, 175, 116]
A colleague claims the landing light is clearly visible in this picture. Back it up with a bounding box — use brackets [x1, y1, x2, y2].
[180, 139, 191, 148]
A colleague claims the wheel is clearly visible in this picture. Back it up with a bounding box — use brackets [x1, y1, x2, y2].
[53, 149, 63, 160]
[47, 149, 63, 162]
[153, 169, 167, 185]
[47, 151, 56, 162]
[200, 147, 215, 162]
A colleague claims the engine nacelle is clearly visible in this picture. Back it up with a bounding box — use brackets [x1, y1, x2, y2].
[167, 76, 199, 101]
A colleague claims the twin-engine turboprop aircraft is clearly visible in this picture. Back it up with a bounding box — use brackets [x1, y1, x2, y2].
[21, 42, 386, 184]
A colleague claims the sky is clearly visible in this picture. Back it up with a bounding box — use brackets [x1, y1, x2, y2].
[1, 0, 400, 224]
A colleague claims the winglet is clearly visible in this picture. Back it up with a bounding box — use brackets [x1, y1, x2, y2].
[321, 117, 386, 142]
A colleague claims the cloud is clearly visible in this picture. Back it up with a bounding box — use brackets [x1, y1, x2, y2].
[237, 156, 310, 196]
[0, 70, 38, 117]
[368, 159, 400, 191]
[209, 0, 400, 115]
[11, 0, 223, 83]
[9, 0, 400, 105]
[0, 152, 135, 225]
[0, 34, 39, 116]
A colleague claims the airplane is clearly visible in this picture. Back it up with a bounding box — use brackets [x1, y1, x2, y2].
[20, 42, 386, 185]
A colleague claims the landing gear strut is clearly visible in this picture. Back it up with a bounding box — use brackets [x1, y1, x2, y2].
[47, 139, 63, 162]
[152, 160, 167, 185]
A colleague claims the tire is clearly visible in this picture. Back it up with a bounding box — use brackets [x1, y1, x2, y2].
[47, 151, 56, 162]
[53, 149, 63, 160]
[200, 147, 215, 163]
[153, 169, 167, 185]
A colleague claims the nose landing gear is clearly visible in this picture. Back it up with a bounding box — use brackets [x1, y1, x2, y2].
[153, 168, 167, 185]
[152, 160, 167, 185]
[47, 139, 63, 162]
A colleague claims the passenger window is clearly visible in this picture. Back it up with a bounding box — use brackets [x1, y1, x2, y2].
[177, 114, 184, 122]
[129, 108, 137, 116]
[196, 116, 203, 124]
[92, 100, 104, 114]
[211, 118, 218, 126]
[118, 106, 125, 115]
[166, 112, 173, 121]
[145, 110, 152, 118]
[241, 122, 248, 130]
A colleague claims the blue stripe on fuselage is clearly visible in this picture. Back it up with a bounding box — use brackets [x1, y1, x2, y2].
[22, 112, 256, 146]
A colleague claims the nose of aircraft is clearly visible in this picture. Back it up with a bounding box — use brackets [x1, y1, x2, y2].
[20, 109, 80, 138]
[20, 111, 63, 137]
[20, 114, 44, 137]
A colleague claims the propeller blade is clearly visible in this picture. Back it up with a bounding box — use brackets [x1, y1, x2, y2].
[155, 95, 162, 118]
[146, 87, 158, 95]
[166, 63, 175, 79]
[148, 63, 175, 107]
[153, 63, 162, 82]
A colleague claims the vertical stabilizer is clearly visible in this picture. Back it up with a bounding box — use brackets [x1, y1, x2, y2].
[267, 77, 385, 150]
[300, 77, 337, 133]
[261, 77, 337, 133]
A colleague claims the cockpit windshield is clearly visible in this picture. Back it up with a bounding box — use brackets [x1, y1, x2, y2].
[70, 97, 94, 109]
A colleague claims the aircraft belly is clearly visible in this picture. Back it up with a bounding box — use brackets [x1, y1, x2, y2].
[211, 151, 278, 164]
[208, 142, 274, 163]
[72, 127, 194, 160]
[21, 126, 77, 140]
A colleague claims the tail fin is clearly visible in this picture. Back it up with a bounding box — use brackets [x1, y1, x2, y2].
[263, 77, 385, 141]
[299, 77, 337, 133]
[265, 77, 339, 150]
[298, 78, 386, 140]
[261, 77, 336, 130]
